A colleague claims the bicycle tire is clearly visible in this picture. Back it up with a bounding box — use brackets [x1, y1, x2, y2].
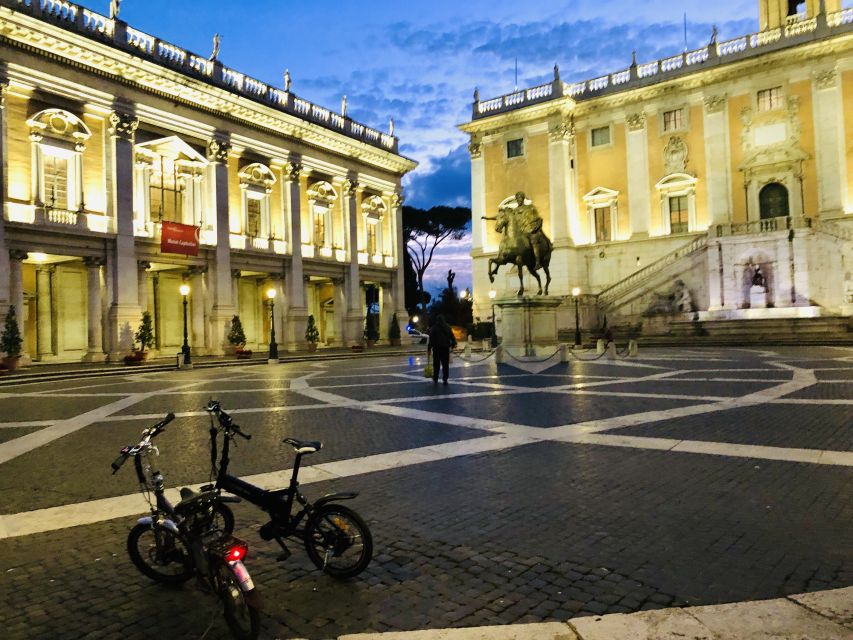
[126, 522, 193, 585]
[213, 501, 236, 535]
[217, 562, 261, 640]
[303, 504, 373, 579]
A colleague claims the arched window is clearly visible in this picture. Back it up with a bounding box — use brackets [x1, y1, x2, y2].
[361, 195, 386, 264]
[759, 183, 789, 220]
[306, 181, 337, 258]
[27, 109, 92, 212]
[582, 188, 619, 243]
[656, 173, 699, 235]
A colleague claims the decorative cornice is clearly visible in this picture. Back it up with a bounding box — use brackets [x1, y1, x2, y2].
[703, 94, 727, 113]
[108, 110, 138, 140]
[626, 112, 646, 132]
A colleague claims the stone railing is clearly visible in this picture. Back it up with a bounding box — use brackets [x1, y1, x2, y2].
[2, 0, 399, 153]
[597, 235, 709, 307]
[46, 207, 79, 225]
[714, 215, 813, 237]
[472, 8, 852, 119]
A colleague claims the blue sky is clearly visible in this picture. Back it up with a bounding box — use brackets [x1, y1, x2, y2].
[101, 0, 764, 291]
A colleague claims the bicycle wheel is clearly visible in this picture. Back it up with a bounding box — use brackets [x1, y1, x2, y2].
[127, 523, 193, 585]
[213, 502, 235, 535]
[217, 563, 261, 640]
[303, 504, 373, 579]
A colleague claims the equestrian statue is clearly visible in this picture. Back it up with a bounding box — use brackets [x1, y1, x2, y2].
[482, 192, 553, 297]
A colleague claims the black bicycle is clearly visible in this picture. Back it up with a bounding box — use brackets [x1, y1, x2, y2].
[203, 400, 373, 579]
[112, 413, 262, 640]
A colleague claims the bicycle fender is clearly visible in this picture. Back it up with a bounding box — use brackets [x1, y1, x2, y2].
[314, 491, 358, 509]
[136, 516, 180, 535]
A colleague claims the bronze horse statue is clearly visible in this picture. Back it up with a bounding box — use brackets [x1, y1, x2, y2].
[482, 205, 552, 297]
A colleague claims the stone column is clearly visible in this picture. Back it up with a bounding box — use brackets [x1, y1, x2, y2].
[381, 283, 394, 343]
[390, 192, 408, 336]
[812, 70, 847, 216]
[625, 112, 651, 238]
[343, 178, 364, 346]
[0, 82, 10, 313]
[189, 267, 206, 355]
[35, 266, 55, 360]
[547, 119, 575, 243]
[8, 250, 29, 363]
[469, 136, 486, 253]
[137, 261, 150, 313]
[332, 277, 346, 347]
[231, 269, 241, 319]
[83, 257, 106, 362]
[207, 137, 234, 355]
[107, 107, 141, 359]
[703, 94, 733, 228]
[284, 160, 308, 351]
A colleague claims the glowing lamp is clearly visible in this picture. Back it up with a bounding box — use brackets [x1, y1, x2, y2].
[179, 284, 190, 297]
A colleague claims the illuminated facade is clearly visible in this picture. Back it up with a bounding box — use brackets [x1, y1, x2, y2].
[461, 1, 853, 334]
[0, 0, 416, 362]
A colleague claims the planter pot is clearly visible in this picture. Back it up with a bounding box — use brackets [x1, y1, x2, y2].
[365, 340, 376, 349]
[235, 351, 253, 359]
[390, 338, 402, 347]
[2, 356, 20, 372]
[351, 344, 364, 353]
[307, 343, 318, 353]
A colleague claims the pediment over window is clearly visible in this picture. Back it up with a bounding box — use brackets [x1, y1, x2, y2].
[740, 146, 808, 173]
[238, 163, 276, 188]
[655, 173, 697, 192]
[27, 109, 92, 146]
[135, 136, 208, 164]
[307, 180, 337, 202]
[582, 186, 619, 203]
[361, 195, 386, 218]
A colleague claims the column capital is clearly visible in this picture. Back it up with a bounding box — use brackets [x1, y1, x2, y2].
[84, 257, 106, 268]
[207, 139, 231, 163]
[703, 94, 727, 114]
[468, 140, 483, 159]
[109, 110, 139, 140]
[626, 112, 646, 132]
[9, 250, 28, 261]
[390, 192, 405, 209]
[0, 80, 8, 111]
[814, 69, 837, 91]
[548, 119, 575, 141]
[342, 179, 359, 198]
[231, 269, 242, 279]
[137, 260, 151, 271]
[331, 277, 344, 285]
[186, 265, 207, 277]
[283, 160, 302, 181]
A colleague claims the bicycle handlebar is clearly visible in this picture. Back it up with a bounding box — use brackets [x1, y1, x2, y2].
[111, 412, 175, 474]
[204, 400, 250, 439]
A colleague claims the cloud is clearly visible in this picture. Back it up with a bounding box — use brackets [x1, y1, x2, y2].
[405, 143, 471, 209]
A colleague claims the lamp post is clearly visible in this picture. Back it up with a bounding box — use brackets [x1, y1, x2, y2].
[488, 289, 498, 348]
[572, 287, 581, 346]
[267, 287, 278, 361]
[179, 283, 192, 366]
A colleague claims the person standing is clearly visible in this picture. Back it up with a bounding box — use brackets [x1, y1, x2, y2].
[428, 315, 457, 385]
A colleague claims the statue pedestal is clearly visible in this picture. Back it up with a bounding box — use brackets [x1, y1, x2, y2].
[495, 296, 562, 358]
[749, 286, 768, 309]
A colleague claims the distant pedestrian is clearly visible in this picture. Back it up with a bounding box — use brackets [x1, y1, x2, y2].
[428, 315, 457, 385]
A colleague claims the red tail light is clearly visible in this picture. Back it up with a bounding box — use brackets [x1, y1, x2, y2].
[224, 542, 248, 563]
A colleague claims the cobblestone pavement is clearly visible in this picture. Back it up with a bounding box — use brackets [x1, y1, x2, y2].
[0, 347, 851, 639]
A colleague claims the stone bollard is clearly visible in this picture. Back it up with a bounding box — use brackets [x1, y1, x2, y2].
[560, 343, 570, 362]
[464, 342, 472, 357]
[607, 341, 617, 360]
[596, 339, 605, 355]
[495, 344, 505, 364]
[628, 340, 639, 357]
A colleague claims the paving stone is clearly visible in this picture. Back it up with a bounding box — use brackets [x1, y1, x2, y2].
[689, 598, 852, 639]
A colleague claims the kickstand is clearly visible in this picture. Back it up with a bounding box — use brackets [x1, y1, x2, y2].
[275, 537, 291, 562]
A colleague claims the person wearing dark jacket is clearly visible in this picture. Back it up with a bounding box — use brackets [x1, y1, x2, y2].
[428, 315, 457, 385]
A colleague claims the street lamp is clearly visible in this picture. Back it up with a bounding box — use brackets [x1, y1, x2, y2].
[488, 289, 498, 348]
[572, 287, 581, 346]
[266, 287, 278, 361]
[179, 283, 192, 366]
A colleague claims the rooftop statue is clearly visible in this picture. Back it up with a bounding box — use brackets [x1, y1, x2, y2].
[284, 69, 292, 92]
[209, 33, 221, 62]
[482, 191, 552, 297]
[109, 0, 121, 20]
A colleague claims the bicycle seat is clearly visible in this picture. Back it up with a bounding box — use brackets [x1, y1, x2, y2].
[283, 438, 322, 454]
[179, 487, 197, 500]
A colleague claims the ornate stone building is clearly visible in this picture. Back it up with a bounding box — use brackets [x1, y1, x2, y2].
[0, 0, 416, 362]
[461, 1, 853, 338]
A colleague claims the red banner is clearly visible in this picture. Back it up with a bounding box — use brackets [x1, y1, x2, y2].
[160, 221, 200, 256]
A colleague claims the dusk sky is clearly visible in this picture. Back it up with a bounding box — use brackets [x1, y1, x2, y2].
[103, 0, 763, 292]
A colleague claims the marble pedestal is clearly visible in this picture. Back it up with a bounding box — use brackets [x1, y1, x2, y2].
[495, 296, 562, 358]
[750, 286, 768, 309]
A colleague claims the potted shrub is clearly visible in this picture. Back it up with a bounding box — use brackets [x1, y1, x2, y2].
[305, 314, 320, 353]
[364, 314, 379, 348]
[228, 315, 252, 359]
[1, 305, 23, 372]
[388, 313, 402, 347]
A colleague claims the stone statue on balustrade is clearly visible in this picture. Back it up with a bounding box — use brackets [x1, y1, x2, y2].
[210, 34, 221, 62]
[481, 191, 552, 297]
[644, 279, 693, 316]
[109, 0, 121, 20]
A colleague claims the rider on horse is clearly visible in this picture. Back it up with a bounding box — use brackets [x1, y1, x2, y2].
[505, 192, 545, 270]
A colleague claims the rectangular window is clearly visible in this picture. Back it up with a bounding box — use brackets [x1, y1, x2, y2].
[150, 157, 184, 222]
[663, 109, 684, 132]
[43, 153, 69, 209]
[313, 209, 326, 247]
[669, 195, 689, 234]
[757, 87, 783, 112]
[366, 222, 378, 255]
[506, 138, 524, 158]
[246, 198, 262, 237]
[591, 126, 611, 147]
[594, 207, 611, 242]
